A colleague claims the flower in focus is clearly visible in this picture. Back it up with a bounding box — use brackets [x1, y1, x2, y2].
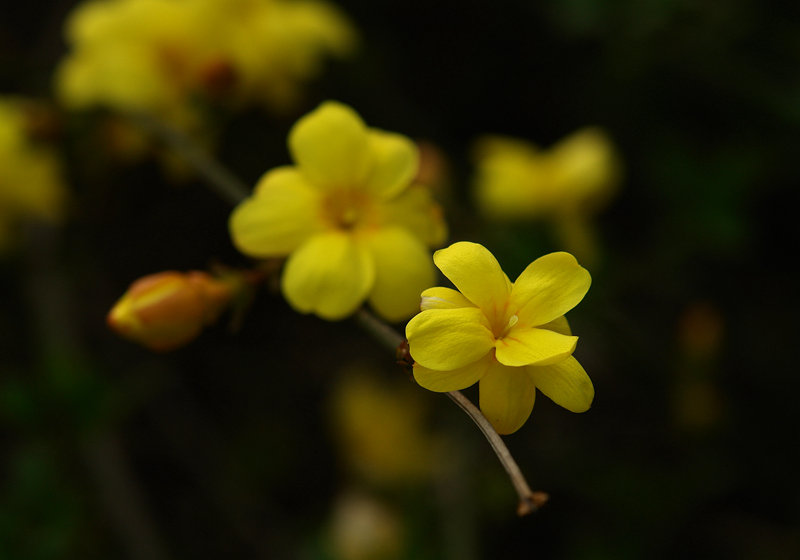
[229, 101, 447, 321]
[107, 270, 235, 351]
[55, 0, 357, 124]
[473, 129, 621, 262]
[0, 98, 67, 252]
[406, 242, 593, 434]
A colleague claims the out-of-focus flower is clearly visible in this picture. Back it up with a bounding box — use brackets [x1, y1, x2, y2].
[0, 98, 67, 252]
[107, 270, 236, 351]
[473, 129, 621, 262]
[474, 128, 620, 219]
[219, 0, 356, 111]
[406, 242, 593, 434]
[229, 101, 447, 321]
[330, 370, 433, 483]
[55, 0, 357, 123]
[327, 490, 404, 560]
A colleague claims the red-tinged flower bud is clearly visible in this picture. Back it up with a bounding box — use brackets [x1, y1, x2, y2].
[107, 271, 233, 352]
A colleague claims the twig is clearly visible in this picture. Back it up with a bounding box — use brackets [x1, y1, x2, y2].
[355, 307, 547, 515]
[445, 391, 548, 515]
[354, 308, 404, 349]
[25, 224, 172, 560]
[143, 117, 547, 516]
[83, 433, 171, 560]
[126, 111, 250, 206]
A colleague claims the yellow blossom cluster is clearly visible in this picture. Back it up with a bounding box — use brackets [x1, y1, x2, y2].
[0, 98, 67, 251]
[99, 94, 599, 439]
[56, 0, 357, 124]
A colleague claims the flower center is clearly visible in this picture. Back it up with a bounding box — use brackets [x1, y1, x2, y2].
[495, 313, 519, 339]
[321, 188, 374, 231]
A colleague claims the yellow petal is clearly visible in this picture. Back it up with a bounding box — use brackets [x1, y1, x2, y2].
[479, 361, 536, 435]
[495, 327, 577, 367]
[229, 167, 323, 257]
[364, 130, 418, 199]
[526, 356, 594, 412]
[361, 227, 435, 322]
[510, 252, 591, 327]
[413, 353, 492, 392]
[540, 315, 571, 336]
[288, 101, 371, 189]
[281, 231, 374, 320]
[433, 242, 510, 323]
[420, 287, 475, 310]
[406, 308, 494, 371]
[377, 184, 447, 247]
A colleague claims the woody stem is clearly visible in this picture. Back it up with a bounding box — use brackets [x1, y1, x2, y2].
[140, 116, 547, 516]
[127, 111, 250, 206]
[355, 308, 547, 515]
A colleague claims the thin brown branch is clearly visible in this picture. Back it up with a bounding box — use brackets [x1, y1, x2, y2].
[144, 117, 547, 516]
[25, 224, 172, 559]
[445, 390, 548, 515]
[355, 307, 546, 515]
[126, 111, 250, 206]
[354, 308, 404, 349]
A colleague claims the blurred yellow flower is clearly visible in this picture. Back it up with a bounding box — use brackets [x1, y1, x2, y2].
[56, 0, 357, 122]
[330, 370, 433, 483]
[107, 270, 234, 351]
[474, 128, 620, 219]
[230, 101, 447, 321]
[406, 242, 593, 435]
[473, 129, 621, 262]
[219, 0, 356, 110]
[0, 98, 67, 251]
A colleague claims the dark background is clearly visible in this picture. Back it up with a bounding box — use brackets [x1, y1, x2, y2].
[2, 0, 799, 558]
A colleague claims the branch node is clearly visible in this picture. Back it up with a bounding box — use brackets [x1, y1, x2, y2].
[517, 491, 549, 516]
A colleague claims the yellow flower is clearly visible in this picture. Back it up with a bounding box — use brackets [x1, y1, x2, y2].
[107, 270, 234, 352]
[229, 101, 446, 321]
[217, 0, 356, 110]
[0, 98, 67, 251]
[473, 128, 621, 221]
[55, 0, 357, 120]
[406, 242, 594, 435]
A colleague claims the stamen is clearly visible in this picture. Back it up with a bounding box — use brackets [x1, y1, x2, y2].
[500, 314, 519, 337]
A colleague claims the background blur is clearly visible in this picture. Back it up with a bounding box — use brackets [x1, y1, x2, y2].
[2, 0, 799, 558]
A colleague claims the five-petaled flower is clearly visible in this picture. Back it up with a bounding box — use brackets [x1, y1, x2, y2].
[229, 101, 446, 321]
[406, 242, 594, 434]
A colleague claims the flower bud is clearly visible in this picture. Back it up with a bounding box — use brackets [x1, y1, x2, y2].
[107, 270, 233, 352]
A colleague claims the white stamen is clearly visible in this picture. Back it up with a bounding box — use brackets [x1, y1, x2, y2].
[501, 314, 519, 336]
